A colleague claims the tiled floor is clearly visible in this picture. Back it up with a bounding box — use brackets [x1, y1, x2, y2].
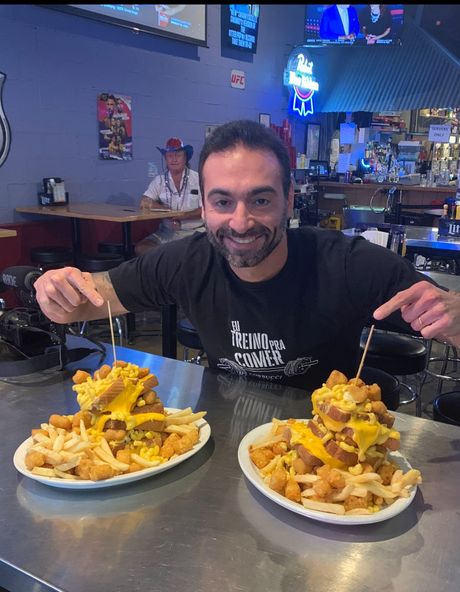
[85, 311, 460, 423]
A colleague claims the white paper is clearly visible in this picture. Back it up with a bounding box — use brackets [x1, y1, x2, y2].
[428, 124, 451, 143]
[361, 230, 389, 247]
[340, 123, 356, 145]
[337, 152, 351, 173]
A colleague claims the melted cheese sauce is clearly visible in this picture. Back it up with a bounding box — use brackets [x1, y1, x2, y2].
[308, 381, 401, 461]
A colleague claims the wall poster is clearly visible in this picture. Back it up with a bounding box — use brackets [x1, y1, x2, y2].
[97, 92, 132, 160]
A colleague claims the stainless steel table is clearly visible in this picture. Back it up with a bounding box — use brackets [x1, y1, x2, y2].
[1, 337, 459, 592]
[405, 226, 460, 262]
[420, 270, 460, 291]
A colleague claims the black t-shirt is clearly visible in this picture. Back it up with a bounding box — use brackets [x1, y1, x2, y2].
[109, 227, 426, 392]
[360, 9, 393, 37]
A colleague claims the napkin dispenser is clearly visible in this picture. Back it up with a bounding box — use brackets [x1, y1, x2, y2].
[38, 177, 69, 206]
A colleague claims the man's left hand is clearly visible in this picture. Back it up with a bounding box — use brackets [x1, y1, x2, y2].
[373, 280, 460, 346]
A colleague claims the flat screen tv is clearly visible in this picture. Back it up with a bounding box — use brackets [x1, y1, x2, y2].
[305, 4, 404, 47]
[221, 5, 260, 53]
[44, 4, 207, 46]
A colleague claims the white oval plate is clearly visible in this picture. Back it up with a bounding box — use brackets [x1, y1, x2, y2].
[14, 409, 211, 490]
[238, 421, 417, 526]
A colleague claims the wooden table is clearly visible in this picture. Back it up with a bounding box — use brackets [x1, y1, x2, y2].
[16, 203, 185, 358]
[1, 337, 459, 592]
[15, 203, 185, 259]
[0, 228, 17, 238]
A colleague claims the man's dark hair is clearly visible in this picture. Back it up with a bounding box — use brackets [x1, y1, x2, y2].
[198, 120, 292, 199]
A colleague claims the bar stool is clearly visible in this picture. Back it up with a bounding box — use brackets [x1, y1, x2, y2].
[360, 328, 428, 417]
[177, 317, 205, 364]
[30, 246, 73, 271]
[360, 366, 401, 412]
[98, 242, 124, 256]
[432, 391, 460, 426]
[76, 254, 126, 344]
[424, 339, 460, 396]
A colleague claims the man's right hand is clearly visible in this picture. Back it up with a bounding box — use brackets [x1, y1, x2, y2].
[34, 267, 105, 324]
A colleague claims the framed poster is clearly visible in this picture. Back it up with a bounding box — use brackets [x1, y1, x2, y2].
[97, 92, 133, 161]
[306, 123, 320, 160]
[259, 113, 271, 128]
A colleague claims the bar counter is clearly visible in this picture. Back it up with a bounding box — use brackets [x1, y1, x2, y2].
[1, 338, 459, 592]
[317, 181, 456, 215]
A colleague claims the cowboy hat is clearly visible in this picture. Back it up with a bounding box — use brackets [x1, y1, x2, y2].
[157, 137, 193, 162]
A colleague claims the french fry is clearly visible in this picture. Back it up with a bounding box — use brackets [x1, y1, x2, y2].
[93, 446, 130, 472]
[164, 424, 196, 435]
[166, 407, 193, 418]
[164, 411, 207, 426]
[54, 467, 79, 479]
[31, 467, 57, 477]
[130, 453, 162, 468]
[301, 498, 346, 515]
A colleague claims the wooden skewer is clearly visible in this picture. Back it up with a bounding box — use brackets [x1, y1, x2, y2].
[355, 324, 374, 382]
[107, 300, 117, 365]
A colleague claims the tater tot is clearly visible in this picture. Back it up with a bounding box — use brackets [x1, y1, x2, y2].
[285, 478, 302, 502]
[94, 364, 111, 380]
[272, 441, 288, 455]
[269, 466, 287, 494]
[292, 456, 309, 475]
[116, 449, 132, 464]
[250, 448, 275, 469]
[49, 414, 72, 431]
[343, 492, 373, 511]
[74, 458, 93, 480]
[312, 478, 332, 498]
[103, 429, 126, 442]
[72, 410, 92, 429]
[25, 450, 45, 470]
[377, 462, 396, 485]
[326, 370, 348, 388]
[371, 401, 388, 416]
[172, 431, 198, 455]
[328, 468, 346, 489]
[161, 433, 180, 459]
[128, 462, 143, 473]
[72, 370, 91, 384]
[89, 463, 115, 481]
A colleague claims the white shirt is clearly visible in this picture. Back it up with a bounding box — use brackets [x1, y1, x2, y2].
[143, 168, 202, 231]
[337, 5, 350, 36]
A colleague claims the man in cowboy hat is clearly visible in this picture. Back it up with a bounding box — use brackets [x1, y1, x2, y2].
[135, 137, 203, 255]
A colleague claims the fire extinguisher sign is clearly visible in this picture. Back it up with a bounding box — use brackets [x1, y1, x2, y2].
[230, 69, 246, 89]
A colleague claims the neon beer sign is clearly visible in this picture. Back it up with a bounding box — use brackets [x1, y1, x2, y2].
[284, 47, 319, 117]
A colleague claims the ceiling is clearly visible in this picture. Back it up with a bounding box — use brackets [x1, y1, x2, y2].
[406, 5, 460, 60]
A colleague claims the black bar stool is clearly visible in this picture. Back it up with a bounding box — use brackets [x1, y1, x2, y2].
[177, 317, 205, 364]
[98, 242, 124, 256]
[30, 246, 74, 271]
[360, 327, 428, 417]
[432, 391, 460, 426]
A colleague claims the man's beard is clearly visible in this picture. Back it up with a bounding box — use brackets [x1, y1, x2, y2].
[204, 209, 288, 268]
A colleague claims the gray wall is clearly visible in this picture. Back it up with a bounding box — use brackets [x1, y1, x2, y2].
[0, 4, 306, 223]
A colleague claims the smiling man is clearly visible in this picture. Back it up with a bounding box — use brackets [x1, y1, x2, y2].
[34, 120, 460, 392]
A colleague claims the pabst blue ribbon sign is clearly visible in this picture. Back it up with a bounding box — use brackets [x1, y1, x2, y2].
[284, 47, 319, 118]
[0, 72, 11, 167]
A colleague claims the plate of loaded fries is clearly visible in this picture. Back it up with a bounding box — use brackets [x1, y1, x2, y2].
[14, 361, 210, 490]
[238, 369, 421, 525]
